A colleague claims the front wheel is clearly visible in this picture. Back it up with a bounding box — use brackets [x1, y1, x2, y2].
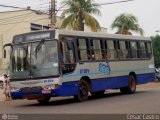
[37, 97, 50, 104]
[74, 80, 89, 102]
[120, 74, 136, 94]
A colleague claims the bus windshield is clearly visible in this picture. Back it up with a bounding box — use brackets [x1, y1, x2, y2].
[9, 40, 59, 79]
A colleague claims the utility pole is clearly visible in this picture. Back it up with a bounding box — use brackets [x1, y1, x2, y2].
[50, 0, 56, 30]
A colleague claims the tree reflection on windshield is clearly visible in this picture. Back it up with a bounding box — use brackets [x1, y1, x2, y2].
[31, 40, 59, 78]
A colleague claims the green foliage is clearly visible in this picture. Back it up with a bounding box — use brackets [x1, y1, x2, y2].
[111, 13, 144, 36]
[151, 35, 160, 67]
[60, 0, 101, 32]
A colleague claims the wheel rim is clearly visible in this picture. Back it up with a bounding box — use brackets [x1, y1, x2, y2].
[80, 85, 87, 97]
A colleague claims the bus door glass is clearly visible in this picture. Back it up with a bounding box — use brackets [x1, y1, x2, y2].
[61, 38, 76, 74]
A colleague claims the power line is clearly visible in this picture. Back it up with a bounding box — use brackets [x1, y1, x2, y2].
[1, 12, 33, 34]
[0, 4, 47, 12]
[98, 0, 135, 5]
[0, 4, 49, 15]
[0, 12, 33, 21]
[0, 0, 33, 5]
[0, 17, 49, 26]
[0, 12, 34, 25]
[55, 0, 136, 13]
[0, 4, 27, 10]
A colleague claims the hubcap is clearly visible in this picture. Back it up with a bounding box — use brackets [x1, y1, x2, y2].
[80, 86, 87, 96]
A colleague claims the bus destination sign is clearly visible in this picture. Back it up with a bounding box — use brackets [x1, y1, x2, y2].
[13, 31, 55, 44]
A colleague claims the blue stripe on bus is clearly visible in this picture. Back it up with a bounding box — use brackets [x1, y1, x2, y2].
[64, 68, 155, 77]
[91, 73, 155, 92]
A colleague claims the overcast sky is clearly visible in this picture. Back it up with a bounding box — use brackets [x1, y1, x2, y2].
[0, 0, 160, 36]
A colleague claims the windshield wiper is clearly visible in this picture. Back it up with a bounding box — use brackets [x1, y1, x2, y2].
[35, 39, 45, 58]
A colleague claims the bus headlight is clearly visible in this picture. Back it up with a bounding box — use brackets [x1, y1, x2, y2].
[43, 84, 59, 90]
[11, 87, 19, 92]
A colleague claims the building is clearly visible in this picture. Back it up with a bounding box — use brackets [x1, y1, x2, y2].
[0, 9, 107, 75]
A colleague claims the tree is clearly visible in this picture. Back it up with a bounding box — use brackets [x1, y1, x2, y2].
[111, 13, 144, 36]
[151, 35, 160, 67]
[60, 0, 101, 32]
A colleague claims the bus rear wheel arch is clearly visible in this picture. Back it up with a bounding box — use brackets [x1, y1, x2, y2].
[120, 73, 137, 94]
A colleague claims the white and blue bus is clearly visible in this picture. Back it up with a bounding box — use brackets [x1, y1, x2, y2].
[4, 30, 155, 103]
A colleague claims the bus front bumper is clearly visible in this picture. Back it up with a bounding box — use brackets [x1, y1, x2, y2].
[11, 82, 79, 100]
[11, 89, 57, 100]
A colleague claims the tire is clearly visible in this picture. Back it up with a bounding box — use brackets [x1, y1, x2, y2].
[91, 90, 105, 97]
[74, 80, 89, 102]
[37, 97, 50, 104]
[120, 74, 136, 94]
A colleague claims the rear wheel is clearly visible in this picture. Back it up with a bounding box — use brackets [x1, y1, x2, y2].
[120, 74, 136, 94]
[37, 97, 50, 104]
[74, 80, 89, 102]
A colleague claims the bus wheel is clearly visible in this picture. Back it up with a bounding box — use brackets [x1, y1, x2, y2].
[37, 97, 50, 104]
[120, 74, 136, 94]
[74, 80, 89, 102]
[91, 90, 105, 97]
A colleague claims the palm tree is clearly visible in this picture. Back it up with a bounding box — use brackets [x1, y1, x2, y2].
[111, 13, 144, 36]
[60, 0, 101, 32]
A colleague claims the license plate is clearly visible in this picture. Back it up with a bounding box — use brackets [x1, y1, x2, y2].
[42, 90, 51, 94]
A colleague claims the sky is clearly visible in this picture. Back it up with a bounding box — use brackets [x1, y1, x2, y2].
[0, 0, 160, 37]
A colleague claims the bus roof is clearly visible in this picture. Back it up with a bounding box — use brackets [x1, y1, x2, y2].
[56, 29, 151, 41]
[13, 29, 151, 44]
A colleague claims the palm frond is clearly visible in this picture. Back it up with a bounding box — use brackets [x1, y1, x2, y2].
[60, 14, 76, 29]
[83, 11, 101, 32]
[111, 13, 144, 36]
[60, 0, 101, 32]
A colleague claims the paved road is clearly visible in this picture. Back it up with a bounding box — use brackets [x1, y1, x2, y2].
[0, 87, 160, 114]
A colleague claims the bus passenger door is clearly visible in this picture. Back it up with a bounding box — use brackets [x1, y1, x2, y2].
[60, 39, 76, 74]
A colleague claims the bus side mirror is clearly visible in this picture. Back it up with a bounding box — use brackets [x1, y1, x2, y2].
[4, 49, 6, 59]
[3, 43, 12, 59]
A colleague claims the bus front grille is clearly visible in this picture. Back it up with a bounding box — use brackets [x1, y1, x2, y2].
[20, 86, 43, 92]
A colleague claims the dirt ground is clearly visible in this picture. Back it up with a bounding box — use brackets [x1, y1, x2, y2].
[0, 88, 5, 101]
[0, 82, 159, 101]
[137, 81, 160, 89]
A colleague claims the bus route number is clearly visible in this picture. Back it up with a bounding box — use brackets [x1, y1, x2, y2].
[80, 69, 90, 74]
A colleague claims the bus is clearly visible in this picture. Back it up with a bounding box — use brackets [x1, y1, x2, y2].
[4, 30, 155, 103]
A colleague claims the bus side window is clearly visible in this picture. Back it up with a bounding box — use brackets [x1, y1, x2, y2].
[77, 38, 88, 61]
[106, 40, 118, 60]
[64, 42, 74, 63]
[139, 42, 147, 58]
[119, 41, 128, 59]
[125, 41, 131, 58]
[92, 39, 103, 60]
[101, 40, 107, 60]
[130, 41, 138, 58]
[146, 42, 152, 58]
